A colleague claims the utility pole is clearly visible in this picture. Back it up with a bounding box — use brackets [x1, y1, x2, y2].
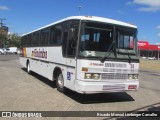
[0, 18, 6, 27]
[78, 6, 82, 15]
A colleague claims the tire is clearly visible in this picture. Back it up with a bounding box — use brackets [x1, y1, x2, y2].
[56, 72, 66, 93]
[27, 62, 31, 74]
[0, 51, 2, 54]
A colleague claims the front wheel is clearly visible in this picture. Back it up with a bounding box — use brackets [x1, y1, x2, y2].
[56, 72, 66, 93]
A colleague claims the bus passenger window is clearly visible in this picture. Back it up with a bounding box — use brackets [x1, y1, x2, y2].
[50, 25, 62, 45]
[40, 29, 49, 45]
[55, 29, 62, 45]
[50, 27, 54, 44]
[62, 30, 68, 57]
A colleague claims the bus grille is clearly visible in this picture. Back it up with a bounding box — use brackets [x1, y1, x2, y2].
[101, 73, 128, 80]
[103, 68, 138, 73]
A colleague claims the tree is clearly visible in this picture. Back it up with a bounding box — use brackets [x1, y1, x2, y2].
[8, 33, 21, 48]
[0, 26, 8, 48]
[0, 33, 7, 48]
[0, 30, 21, 48]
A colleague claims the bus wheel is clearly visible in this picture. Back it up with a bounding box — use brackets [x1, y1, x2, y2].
[27, 62, 31, 74]
[56, 72, 65, 93]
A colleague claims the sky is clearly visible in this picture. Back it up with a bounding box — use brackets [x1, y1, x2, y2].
[0, 0, 160, 44]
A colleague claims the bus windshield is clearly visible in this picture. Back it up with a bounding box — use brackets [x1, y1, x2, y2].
[79, 22, 137, 58]
[116, 27, 136, 50]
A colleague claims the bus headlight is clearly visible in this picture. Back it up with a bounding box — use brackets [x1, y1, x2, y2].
[85, 73, 92, 79]
[128, 74, 138, 79]
[128, 74, 133, 80]
[92, 73, 100, 80]
[85, 73, 100, 80]
[133, 74, 138, 79]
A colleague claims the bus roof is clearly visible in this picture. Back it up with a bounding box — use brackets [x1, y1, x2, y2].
[22, 16, 137, 36]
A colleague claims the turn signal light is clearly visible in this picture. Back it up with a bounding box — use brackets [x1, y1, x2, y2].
[82, 67, 88, 72]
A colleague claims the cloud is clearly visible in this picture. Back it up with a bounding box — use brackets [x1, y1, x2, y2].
[133, 0, 160, 6]
[157, 25, 160, 29]
[138, 7, 159, 12]
[128, 0, 160, 12]
[157, 25, 160, 37]
[117, 10, 125, 14]
[0, 5, 9, 10]
[155, 42, 160, 45]
[126, 2, 133, 5]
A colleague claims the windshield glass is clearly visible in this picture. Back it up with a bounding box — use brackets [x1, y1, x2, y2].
[79, 22, 137, 58]
[79, 22, 114, 57]
[116, 27, 136, 50]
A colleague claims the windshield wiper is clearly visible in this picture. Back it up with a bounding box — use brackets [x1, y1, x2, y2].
[125, 49, 132, 63]
[100, 41, 115, 63]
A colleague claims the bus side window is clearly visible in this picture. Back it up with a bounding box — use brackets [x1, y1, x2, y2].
[22, 36, 26, 47]
[27, 35, 31, 47]
[40, 29, 49, 46]
[33, 32, 40, 46]
[67, 27, 78, 57]
[50, 27, 55, 45]
[62, 29, 68, 57]
[50, 25, 62, 45]
[55, 25, 62, 45]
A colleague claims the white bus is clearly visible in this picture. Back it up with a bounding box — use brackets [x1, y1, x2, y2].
[20, 16, 139, 94]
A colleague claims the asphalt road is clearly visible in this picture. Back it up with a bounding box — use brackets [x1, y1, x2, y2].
[0, 55, 160, 119]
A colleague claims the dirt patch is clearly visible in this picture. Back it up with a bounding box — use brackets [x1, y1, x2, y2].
[140, 59, 160, 72]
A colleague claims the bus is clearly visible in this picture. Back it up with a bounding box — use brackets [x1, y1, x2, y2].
[20, 16, 139, 94]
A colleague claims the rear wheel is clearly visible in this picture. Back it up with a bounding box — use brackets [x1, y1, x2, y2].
[56, 72, 66, 93]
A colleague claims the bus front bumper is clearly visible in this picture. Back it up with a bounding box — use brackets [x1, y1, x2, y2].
[75, 80, 139, 94]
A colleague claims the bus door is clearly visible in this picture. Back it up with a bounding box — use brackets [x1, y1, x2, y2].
[63, 26, 78, 89]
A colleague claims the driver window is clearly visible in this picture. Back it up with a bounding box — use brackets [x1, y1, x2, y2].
[67, 27, 78, 57]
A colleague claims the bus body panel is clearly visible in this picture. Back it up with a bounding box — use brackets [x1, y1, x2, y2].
[19, 46, 76, 91]
[19, 57, 27, 68]
[75, 59, 139, 93]
[75, 80, 139, 94]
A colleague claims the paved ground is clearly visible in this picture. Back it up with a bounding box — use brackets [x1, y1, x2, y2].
[0, 55, 160, 119]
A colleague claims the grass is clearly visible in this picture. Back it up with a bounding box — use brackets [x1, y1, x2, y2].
[140, 59, 160, 72]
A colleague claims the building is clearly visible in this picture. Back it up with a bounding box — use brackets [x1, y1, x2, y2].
[138, 41, 160, 59]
